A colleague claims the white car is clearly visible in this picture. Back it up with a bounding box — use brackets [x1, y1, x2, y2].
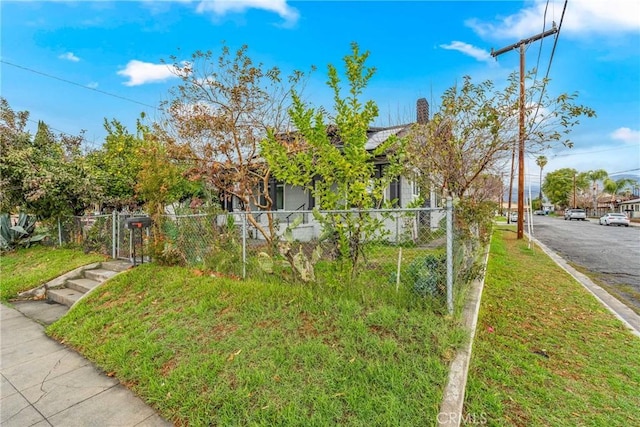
[564, 209, 587, 221]
[599, 212, 630, 227]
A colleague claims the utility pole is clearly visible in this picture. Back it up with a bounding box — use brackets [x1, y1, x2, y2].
[492, 23, 558, 239]
[573, 173, 577, 208]
[507, 139, 516, 223]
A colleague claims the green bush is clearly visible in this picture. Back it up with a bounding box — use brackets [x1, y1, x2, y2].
[403, 253, 446, 297]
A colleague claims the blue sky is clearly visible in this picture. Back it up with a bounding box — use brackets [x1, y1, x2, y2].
[2, 0, 639, 185]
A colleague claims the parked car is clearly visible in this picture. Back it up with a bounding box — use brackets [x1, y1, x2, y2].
[599, 212, 630, 227]
[564, 209, 586, 221]
[509, 211, 526, 222]
[533, 210, 545, 215]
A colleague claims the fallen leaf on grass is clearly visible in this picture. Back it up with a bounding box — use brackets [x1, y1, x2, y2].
[227, 349, 242, 362]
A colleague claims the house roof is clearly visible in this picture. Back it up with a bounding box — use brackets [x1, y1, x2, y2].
[365, 125, 410, 151]
[619, 197, 640, 205]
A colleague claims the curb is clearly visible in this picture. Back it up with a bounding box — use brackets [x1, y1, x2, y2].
[436, 226, 640, 427]
[437, 244, 491, 427]
[529, 235, 640, 338]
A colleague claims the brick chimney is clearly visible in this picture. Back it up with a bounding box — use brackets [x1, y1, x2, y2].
[416, 98, 429, 124]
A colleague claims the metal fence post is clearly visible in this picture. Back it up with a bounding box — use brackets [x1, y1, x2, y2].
[395, 213, 399, 244]
[446, 197, 454, 314]
[58, 216, 62, 247]
[242, 212, 247, 279]
[112, 210, 117, 259]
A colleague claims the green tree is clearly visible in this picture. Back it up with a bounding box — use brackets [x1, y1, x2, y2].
[135, 124, 199, 216]
[86, 119, 145, 209]
[0, 98, 32, 212]
[0, 98, 96, 218]
[603, 177, 636, 208]
[542, 168, 588, 208]
[262, 43, 405, 275]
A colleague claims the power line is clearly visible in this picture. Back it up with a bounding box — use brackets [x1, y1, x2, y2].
[530, 0, 567, 125]
[543, 0, 567, 83]
[533, 0, 551, 83]
[1, 59, 157, 109]
[550, 143, 640, 157]
[609, 168, 640, 176]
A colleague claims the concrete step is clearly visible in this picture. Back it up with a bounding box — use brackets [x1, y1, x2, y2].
[67, 278, 101, 293]
[102, 260, 134, 272]
[85, 268, 118, 282]
[45, 261, 134, 309]
[48, 288, 84, 307]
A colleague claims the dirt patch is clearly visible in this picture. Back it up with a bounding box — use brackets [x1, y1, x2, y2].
[297, 311, 319, 338]
[161, 358, 177, 377]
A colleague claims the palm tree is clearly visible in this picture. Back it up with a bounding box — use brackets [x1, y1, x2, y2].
[585, 169, 608, 216]
[603, 177, 635, 210]
[536, 156, 547, 209]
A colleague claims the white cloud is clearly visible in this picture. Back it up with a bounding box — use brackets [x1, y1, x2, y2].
[117, 60, 178, 86]
[59, 52, 80, 62]
[195, 0, 299, 27]
[87, 82, 99, 89]
[440, 41, 493, 63]
[611, 127, 640, 144]
[467, 0, 640, 40]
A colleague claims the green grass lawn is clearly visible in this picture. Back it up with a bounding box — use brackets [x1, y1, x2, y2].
[0, 246, 108, 301]
[464, 228, 640, 426]
[47, 264, 467, 426]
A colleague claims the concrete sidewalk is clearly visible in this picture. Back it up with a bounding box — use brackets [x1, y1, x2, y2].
[0, 303, 172, 426]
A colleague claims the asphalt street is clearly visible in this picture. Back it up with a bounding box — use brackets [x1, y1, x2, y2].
[528, 214, 640, 313]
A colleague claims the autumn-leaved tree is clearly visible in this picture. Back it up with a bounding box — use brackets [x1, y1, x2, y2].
[262, 42, 405, 276]
[584, 169, 608, 214]
[160, 43, 309, 245]
[406, 71, 595, 203]
[406, 76, 507, 202]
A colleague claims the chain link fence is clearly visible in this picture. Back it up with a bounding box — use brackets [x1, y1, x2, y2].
[57, 201, 478, 312]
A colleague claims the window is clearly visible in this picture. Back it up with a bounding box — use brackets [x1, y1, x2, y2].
[275, 183, 284, 210]
[411, 180, 420, 197]
[389, 177, 401, 207]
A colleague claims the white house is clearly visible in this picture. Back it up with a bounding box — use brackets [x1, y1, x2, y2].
[618, 198, 640, 219]
[236, 98, 445, 241]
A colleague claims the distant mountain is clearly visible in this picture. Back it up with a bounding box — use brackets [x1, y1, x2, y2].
[502, 184, 541, 204]
[609, 173, 640, 183]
